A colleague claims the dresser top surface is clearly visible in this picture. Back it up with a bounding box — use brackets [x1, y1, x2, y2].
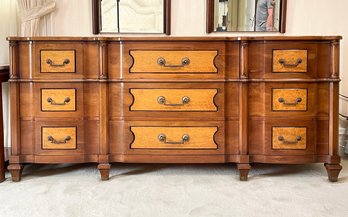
[7, 36, 342, 42]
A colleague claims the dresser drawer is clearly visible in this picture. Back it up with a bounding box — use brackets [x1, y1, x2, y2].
[249, 42, 323, 79]
[41, 88, 76, 111]
[249, 120, 316, 157]
[32, 42, 99, 79]
[34, 121, 87, 156]
[109, 121, 225, 156]
[110, 83, 226, 118]
[30, 83, 84, 118]
[130, 50, 217, 73]
[42, 126, 77, 150]
[272, 50, 308, 73]
[272, 127, 307, 150]
[130, 89, 218, 111]
[117, 42, 227, 80]
[130, 126, 218, 150]
[272, 88, 307, 111]
[41, 50, 76, 73]
[248, 83, 324, 117]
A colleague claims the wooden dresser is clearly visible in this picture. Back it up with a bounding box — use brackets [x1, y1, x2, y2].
[7, 36, 342, 182]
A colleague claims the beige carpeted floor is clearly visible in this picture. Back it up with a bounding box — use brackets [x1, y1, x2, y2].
[1, 156, 348, 217]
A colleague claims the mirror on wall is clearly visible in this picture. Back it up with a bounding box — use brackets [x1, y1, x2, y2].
[92, 0, 171, 34]
[206, 0, 287, 33]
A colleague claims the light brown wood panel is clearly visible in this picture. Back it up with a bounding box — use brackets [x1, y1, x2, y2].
[130, 126, 218, 149]
[41, 50, 75, 73]
[41, 89, 76, 111]
[272, 127, 307, 149]
[130, 50, 218, 73]
[130, 89, 218, 111]
[272, 89, 307, 111]
[273, 50, 308, 73]
[42, 127, 77, 149]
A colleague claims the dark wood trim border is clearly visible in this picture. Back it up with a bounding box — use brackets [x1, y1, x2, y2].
[92, 0, 171, 35]
[206, 0, 214, 33]
[92, 0, 101, 34]
[280, 0, 287, 33]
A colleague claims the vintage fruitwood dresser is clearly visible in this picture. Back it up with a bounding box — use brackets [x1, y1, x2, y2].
[7, 36, 342, 182]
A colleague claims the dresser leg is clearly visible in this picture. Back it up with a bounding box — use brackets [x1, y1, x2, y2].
[324, 163, 342, 182]
[8, 164, 24, 182]
[98, 163, 111, 181]
[237, 163, 251, 181]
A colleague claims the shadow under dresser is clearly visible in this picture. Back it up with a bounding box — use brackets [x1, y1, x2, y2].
[6, 36, 342, 182]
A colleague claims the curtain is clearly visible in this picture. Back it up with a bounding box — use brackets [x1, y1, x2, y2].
[17, 0, 56, 36]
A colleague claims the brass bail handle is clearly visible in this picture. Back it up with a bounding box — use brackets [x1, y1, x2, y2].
[157, 57, 190, 67]
[46, 58, 70, 67]
[278, 58, 303, 67]
[158, 134, 190, 145]
[278, 135, 302, 145]
[278, 97, 302, 106]
[47, 97, 71, 105]
[47, 135, 71, 144]
[157, 96, 190, 106]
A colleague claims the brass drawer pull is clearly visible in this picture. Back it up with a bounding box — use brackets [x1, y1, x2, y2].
[46, 58, 70, 67]
[157, 57, 190, 68]
[278, 97, 302, 106]
[47, 135, 71, 144]
[278, 135, 302, 145]
[47, 97, 71, 105]
[157, 96, 190, 106]
[158, 134, 190, 145]
[278, 58, 303, 67]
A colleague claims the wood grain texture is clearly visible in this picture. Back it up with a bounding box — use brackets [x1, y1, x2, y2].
[41, 89, 76, 111]
[272, 127, 307, 150]
[130, 127, 218, 149]
[129, 50, 218, 73]
[272, 89, 307, 111]
[272, 50, 308, 73]
[42, 127, 77, 149]
[130, 89, 218, 111]
[41, 50, 75, 73]
[7, 36, 342, 181]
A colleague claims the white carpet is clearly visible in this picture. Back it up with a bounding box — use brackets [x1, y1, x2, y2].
[1, 156, 348, 217]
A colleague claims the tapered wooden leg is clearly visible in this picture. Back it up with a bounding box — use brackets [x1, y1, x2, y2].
[237, 163, 251, 181]
[98, 163, 111, 181]
[8, 164, 24, 182]
[325, 163, 342, 182]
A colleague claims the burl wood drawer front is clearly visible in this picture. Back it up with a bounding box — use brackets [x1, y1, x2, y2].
[129, 51, 218, 73]
[130, 89, 218, 111]
[41, 50, 76, 73]
[41, 127, 77, 150]
[272, 50, 308, 73]
[130, 127, 218, 149]
[272, 89, 307, 111]
[41, 89, 76, 111]
[272, 127, 307, 150]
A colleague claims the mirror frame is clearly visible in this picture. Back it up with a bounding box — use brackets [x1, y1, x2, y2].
[206, 0, 287, 33]
[92, 0, 171, 35]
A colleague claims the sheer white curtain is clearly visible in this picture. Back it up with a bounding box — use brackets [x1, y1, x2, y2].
[17, 0, 56, 36]
[0, 0, 18, 147]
